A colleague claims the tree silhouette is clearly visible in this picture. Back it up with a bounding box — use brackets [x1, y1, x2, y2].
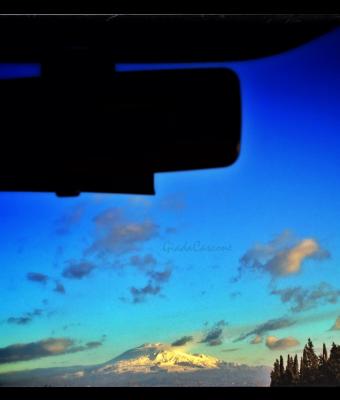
[270, 339, 340, 386]
[279, 355, 284, 378]
[282, 354, 294, 386]
[292, 354, 299, 385]
[299, 355, 305, 383]
[325, 342, 340, 385]
[270, 358, 281, 387]
[322, 343, 328, 363]
[303, 338, 319, 385]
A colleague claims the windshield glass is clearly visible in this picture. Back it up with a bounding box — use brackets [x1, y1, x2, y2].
[1, 27, 340, 387]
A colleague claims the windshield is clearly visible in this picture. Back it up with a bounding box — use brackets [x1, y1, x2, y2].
[1, 27, 340, 387]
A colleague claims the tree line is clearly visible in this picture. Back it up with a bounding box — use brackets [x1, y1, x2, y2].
[270, 338, 340, 386]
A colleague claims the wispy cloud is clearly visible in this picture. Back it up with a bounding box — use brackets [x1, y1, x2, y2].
[234, 317, 296, 342]
[130, 283, 161, 304]
[130, 254, 157, 270]
[27, 272, 67, 296]
[26, 272, 49, 285]
[235, 231, 330, 281]
[222, 348, 240, 352]
[85, 341, 103, 349]
[0, 338, 76, 364]
[171, 336, 194, 347]
[6, 309, 44, 326]
[146, 267, 172, 283]
[86, 207, 159, 256]
[265, 336, 300, 350]
[62, 261, 96, 280]
[55, 204, 85, 235]
[200, 320, 227, 346]
[126, 264, 173, 304]
[0, 337, 104, 364]
[271, 283, 340, 313]
[54, 206, 171, 302]
[54, 281, 66, 294]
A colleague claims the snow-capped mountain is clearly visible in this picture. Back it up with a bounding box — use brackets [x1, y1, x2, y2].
[0, 343, 271, 387]
[94, 343, 222, 373]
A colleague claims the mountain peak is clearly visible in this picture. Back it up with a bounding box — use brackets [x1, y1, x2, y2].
[96, 343, 221, 374]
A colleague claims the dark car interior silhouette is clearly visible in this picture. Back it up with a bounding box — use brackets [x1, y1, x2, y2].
[0, 15, 338, 196]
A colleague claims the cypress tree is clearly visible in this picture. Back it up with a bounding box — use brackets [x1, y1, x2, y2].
[270, 359, 281, 387]
[300, 348, 308, 385]
[279, 355, 285, 379]
[317, 343, 328, 384]
[322, 343, 328, 363]
[326, 342, 340, 385]
[292, 354, 299, 385]
[299, 338, 319, 385]
[306, 338, 319, 384]
[300, 355, 304, 376]
[284, 354, 294, 386]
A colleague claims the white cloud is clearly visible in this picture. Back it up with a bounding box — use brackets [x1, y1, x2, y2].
[237, 231, 330, 279]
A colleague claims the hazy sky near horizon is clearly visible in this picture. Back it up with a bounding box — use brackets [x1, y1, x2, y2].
[1, 28, 340, 374]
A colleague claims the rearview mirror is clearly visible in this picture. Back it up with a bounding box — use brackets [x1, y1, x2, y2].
[0, 67, 241, 195]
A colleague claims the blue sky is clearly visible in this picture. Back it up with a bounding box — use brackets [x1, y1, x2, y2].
[1, 28, 340, 374]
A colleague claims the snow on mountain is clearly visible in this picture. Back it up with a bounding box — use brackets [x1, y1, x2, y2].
[94, 343, 222, 373]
